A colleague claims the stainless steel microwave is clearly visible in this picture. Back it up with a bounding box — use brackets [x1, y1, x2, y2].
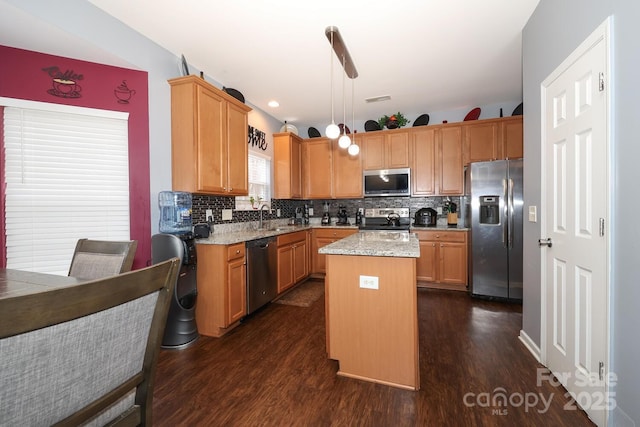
[363, 168, 411, 197]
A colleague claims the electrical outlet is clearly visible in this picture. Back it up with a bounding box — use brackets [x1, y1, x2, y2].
[436, 206, 443, 215]
[528, 206, 537, 222]
[205, 209, 213, 222]
[359, 275, 379, 290]
[221, 209, 232, 221]
[308, 207, 314, 216]
[276, 208, 281, 217]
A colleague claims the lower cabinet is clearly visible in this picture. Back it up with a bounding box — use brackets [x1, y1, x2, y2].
[414, 230, 468, 291]
[311, 228, 358, 275]
[276, 231, 309, 293]
[195, 242, 246, 337]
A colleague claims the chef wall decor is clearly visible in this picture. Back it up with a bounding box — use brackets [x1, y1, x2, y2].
[248, 125, 267, 151]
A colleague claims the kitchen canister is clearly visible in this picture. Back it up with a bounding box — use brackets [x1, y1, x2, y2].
[159, 191, 192, 234]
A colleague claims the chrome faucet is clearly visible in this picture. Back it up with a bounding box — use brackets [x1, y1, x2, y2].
[259, 204, 270, 229]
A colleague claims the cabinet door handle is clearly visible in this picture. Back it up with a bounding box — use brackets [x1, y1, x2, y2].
[236, 249, 241, 254]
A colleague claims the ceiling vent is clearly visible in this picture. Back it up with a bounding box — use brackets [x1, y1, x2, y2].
[365, 95, 392, 103]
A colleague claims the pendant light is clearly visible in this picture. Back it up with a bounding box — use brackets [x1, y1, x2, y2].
[325, 30, 340, 139]
[348, 77, 360, 156]
[338, 55, 352, 149]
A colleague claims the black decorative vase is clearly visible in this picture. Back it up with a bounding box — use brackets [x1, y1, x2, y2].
[386, 119, 399, 129]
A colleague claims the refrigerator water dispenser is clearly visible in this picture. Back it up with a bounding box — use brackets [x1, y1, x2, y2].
[479, 196, 500, 225]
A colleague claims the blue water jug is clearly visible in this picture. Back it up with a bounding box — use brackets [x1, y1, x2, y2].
[159, 191, 192, 234]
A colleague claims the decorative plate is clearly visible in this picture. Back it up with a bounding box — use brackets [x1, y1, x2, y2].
[413, 114, 430, 127]
[180, 54, 189, 77]
[464, 107, 481, 121]
[223, 87, 245, 103]
[364, 120, 381, 132]
[512, 102, 523, 116]
[308, 127, 321, 138]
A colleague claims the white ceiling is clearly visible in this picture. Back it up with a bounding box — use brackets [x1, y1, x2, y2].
[6, 0, 540, 130]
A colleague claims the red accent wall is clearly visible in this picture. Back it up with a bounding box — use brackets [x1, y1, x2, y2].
[0, 45, 150, 269]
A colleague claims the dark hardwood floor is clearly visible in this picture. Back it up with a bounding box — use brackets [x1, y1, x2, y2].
[153, 282, 594, 426]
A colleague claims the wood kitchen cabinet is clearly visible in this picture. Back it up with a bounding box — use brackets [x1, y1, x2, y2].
[195, 242, 247, 337]
[501, 116, 524, 160]
[332, 136, 362, 198]
[276, 231, 308, 293]
[310, 228, 357, 275]
[169, 75, 252, 195]
[361, 130, 409, 170]
[411, 126, 464, 196]
[414, 230, 467, 291]
[463, 116, 523, 164]
[273, 132, 302, 199]
[302, 138, 333, 199]
[302, 137, 362, 199]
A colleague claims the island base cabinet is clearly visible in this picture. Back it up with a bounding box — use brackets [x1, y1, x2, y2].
[195, 243, 246, 337]
[325, 254, 419, 390]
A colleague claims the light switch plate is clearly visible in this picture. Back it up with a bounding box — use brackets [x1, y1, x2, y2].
[222, 209, 233, 221]
[528, 206, 537, 222]
[308, 207, 314, 216]
[436, 206, 443, 215]
[276, 208, 281, 217]
[359, 275, 379, 290]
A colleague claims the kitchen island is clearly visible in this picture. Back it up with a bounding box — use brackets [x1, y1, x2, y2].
[319, 231, 421, 390]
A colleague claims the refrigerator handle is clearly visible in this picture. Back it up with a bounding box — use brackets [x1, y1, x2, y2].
[508, 178, 514, 249]
[502, 179, 508, 248]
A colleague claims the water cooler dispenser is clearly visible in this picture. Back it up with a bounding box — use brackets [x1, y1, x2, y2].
[153, 191, 198, 349]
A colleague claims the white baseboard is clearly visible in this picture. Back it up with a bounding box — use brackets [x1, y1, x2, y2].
[518, 329, 541, 363]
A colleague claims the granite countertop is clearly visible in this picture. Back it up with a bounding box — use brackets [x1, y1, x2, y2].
[196, 220, 358, 245]
[410, 225, 469, 231]
[195, 225, 312, 245]
[318, 231, 420, 258]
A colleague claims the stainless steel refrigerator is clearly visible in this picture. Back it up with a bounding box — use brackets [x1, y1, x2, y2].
[468, 159, 523, 300]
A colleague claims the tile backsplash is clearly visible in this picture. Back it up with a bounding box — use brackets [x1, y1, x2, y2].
[191, 195, 462, 226]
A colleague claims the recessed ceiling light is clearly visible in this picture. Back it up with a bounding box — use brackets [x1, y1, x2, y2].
[268, 100, 280, 108]
[365, 95, 392, 103]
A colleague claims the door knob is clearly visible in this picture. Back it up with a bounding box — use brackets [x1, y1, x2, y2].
[538, 238, 552, 247]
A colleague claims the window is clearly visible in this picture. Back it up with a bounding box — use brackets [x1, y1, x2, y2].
[2, 100, 130, 275]
[236, 151, 271, 210]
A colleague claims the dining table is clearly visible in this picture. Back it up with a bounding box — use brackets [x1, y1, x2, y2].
[0, 268, 86, 301]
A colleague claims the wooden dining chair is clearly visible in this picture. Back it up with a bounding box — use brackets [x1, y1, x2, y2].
[68, 238, 138, 279]
[0, 258, 180, 426]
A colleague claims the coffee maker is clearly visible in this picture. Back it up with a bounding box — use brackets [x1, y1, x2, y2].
[321, 202, 331, 225]
[336, 206, 349, 225]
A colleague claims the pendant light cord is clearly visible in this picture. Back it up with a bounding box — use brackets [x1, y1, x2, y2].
[330, 31, 334, 125]
[342, 55, 346, 135]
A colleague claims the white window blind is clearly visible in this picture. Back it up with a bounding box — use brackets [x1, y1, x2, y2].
[236, 151, 271, 210]
[3, 106, 130, 275]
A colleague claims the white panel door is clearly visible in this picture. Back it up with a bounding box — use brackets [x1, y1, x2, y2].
[541, 20, 610, 426]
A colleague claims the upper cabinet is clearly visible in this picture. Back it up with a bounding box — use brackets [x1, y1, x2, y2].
[169, 76, 252, 195]
[300, 136, 362, 199]
[302, 138, 333, 199]
[411, 126, 464, 196]
[361, 130, 409, 170]
[463, 116, 523, 164]
[332, 136, 362, 198]
[273, 132, 303, 199]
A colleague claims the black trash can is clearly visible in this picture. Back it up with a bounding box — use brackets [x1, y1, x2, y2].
[152, 233, 199, 349]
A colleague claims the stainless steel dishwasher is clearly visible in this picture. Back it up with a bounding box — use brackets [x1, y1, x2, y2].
[246, 236, 278, 314]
